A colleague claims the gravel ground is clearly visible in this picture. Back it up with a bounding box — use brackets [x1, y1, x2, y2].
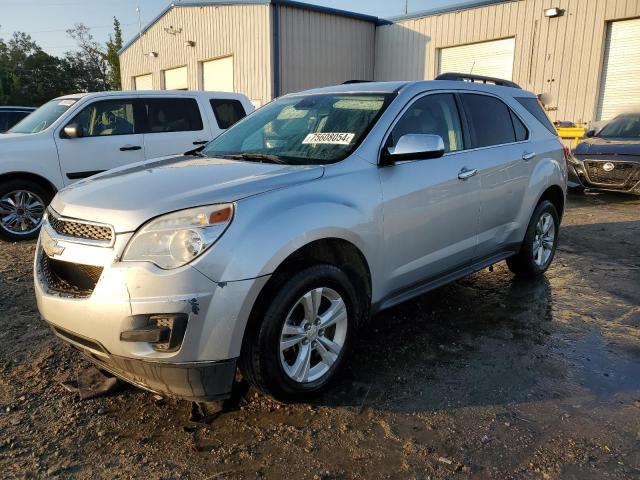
[1, 191, 639, 479]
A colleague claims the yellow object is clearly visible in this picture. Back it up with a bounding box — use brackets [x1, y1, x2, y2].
[557, 126, 587, 148]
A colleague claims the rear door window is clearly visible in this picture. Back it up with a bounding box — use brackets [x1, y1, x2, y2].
[210, 99, 246, 129]
[510, 111, 529, 142]
[143, 98, 204, 133]
[515, 97, 557, 134]
[460, 93, 516, 148]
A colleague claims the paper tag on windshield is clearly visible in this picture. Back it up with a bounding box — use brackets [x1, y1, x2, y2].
[302, 132, 355, 145]
[58, 99, 76, 106]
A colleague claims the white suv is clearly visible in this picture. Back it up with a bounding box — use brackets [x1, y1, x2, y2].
[0, 90, 253, 240]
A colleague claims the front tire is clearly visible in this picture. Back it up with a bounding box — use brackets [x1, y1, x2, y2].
[240, 264, 360, 402]
[506, 200, 559, 278]
[0, 179, 51, 241]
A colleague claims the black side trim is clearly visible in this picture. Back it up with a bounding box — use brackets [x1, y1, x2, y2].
[66, 170, 105, 180]
[375, 247, 520, 313]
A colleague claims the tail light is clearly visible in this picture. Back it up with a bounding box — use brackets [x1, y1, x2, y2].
[562, 144, 571, 164]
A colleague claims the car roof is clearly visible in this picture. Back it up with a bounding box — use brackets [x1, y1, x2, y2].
[55, 90, 246, 101]
[0, 106, 36, 111]
[288, 80, 537, 98]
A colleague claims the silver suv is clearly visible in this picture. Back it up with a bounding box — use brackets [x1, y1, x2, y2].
[35, 77, 567, 402]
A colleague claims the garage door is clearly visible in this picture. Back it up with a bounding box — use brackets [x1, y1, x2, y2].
[439, 37, 515, 81]
[202, 56, 234, 92]
[596, 18, 640, 121]
[134, 74, 153, 90]
[163, 66, 188, 90]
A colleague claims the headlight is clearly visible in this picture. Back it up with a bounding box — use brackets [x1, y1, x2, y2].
[122, 203, 234, 269]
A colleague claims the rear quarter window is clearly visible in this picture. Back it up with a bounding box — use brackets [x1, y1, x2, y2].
[515, 97, 557, 135]
[210, 99, 247, 129]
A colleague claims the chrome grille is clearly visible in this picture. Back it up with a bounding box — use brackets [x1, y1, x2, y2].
[583, 160, 640, 188]
[48, 210, 113, 243]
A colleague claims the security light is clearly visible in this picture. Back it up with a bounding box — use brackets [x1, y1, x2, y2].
[544, 7, 565, 18]
[184, 40, 195, 47]
[147, 51, 159, 58]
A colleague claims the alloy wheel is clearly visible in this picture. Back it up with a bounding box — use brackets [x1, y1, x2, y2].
[0, 190, 46, 236]
[279, 287, 348, 384]
[533, 212, 555, 267]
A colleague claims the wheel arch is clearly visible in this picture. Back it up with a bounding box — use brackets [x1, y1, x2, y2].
[0, 171, 58, 198]
[537, 184, 565, 220]
[240, 237, 372, 357]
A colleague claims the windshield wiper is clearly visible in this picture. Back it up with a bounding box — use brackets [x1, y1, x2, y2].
[222, 153, 289, 164]
[184, 145, 208, 157]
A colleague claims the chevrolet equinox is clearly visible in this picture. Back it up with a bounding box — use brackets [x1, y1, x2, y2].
[35, 76, 567, 402]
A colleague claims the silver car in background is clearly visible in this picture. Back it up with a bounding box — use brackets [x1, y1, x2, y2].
[34, 76, 567, 402]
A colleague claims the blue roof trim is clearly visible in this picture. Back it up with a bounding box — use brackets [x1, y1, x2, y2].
[386, 0, 513, 22]
[118, 0, 385, 55]
[275, 1, 381, 24]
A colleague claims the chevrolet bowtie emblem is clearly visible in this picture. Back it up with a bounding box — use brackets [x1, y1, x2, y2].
[43, 236, 65, 257]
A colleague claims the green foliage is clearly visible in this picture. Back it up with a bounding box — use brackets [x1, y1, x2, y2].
[105, 18, 123, 91]
[0, 18, 123, 107]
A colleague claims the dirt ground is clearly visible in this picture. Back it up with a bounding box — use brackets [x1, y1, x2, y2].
[1, 191, 639, 479]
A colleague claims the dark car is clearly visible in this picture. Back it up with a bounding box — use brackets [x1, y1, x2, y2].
[568, 113, 640, 194]
[0, 106, 36, 133]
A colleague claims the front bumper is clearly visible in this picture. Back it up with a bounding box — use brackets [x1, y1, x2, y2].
[569, 156, 640, 194]
[34, 223, 269, 400]
[50, 324, 237, 401]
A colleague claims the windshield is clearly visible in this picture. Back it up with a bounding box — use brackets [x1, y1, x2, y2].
[9, 98, 78, 134]
[597, 114, 640, 139]
[202, 93, 394, 164]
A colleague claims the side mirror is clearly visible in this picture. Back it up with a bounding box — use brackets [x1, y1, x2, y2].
[585, 129, 596, 138]
[380, 134, 445, 165]
[63, 123, 83, 139]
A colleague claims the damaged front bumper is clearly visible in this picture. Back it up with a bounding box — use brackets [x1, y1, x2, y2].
[568, 155, 640, 194]
[34, 222, 269, 401]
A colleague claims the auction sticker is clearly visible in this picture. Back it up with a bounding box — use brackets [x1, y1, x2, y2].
[303, 132, 355, 145]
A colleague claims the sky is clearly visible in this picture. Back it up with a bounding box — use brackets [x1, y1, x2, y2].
[0, 0, 471, 56]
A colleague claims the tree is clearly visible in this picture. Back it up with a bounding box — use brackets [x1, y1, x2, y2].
[105, 17, 123, 90]
[65, 23, 110, 92]
[0, 31, 73, 106]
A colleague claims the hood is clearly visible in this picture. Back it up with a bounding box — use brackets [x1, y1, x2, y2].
[574, 136, 640, 156]
[51, 155, 324, 232]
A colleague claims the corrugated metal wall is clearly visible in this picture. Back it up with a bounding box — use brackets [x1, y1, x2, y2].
[374, 0, 640, 123]
[119, 4, 273, 106]
[277, 5, 376, 95]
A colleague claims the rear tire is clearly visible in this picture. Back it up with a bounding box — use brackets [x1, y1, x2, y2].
[506, 200, 559, 278]
[240, 264, 360, 402]
[0, 179, 51, 241]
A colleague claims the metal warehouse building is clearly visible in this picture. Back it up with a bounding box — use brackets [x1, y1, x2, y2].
[119, 0, 640, 123]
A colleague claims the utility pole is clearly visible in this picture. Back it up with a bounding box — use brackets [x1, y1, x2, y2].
[404, 0, 408, 15]
[136, 6, 143, 57]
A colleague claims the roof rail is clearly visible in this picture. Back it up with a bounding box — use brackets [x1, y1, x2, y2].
[435, 72, 521, 89]
[342, 80, 373, 84]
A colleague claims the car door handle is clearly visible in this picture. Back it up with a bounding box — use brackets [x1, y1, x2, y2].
[522, 151, 536, 161]
[458, 167, 478, 180]
[192, 140, 209, 145]
[120, 145, 142, 151]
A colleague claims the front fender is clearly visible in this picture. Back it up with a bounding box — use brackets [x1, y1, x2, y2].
[192, 164, 383, 285]
[0, 132, 64, 189]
